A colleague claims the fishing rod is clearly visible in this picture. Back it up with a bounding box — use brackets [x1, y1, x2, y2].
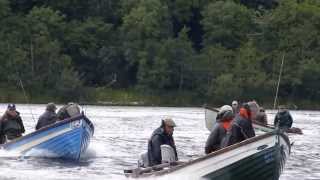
[18, 78, 36, 122]
[273, 53, 285, 110]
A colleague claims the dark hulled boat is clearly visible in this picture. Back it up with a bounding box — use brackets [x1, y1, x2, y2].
[125, 130, 290, 180]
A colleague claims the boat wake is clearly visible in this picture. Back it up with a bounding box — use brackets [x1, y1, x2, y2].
[0, 149, 21, 158]
[23, 148, 59, 158]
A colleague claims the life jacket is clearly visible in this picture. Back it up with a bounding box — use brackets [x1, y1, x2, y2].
[221, 120, 232, 131]
[239, 108, 251, 120]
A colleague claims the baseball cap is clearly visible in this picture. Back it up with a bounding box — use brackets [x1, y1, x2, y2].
[7, 104, 16, 111]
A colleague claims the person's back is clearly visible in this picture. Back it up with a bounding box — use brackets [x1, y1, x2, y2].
[274, 106, 293, 129]
[224, 104, 255, 146]
[1, 104, 25, 140]
[36, 103, 58, 130]
[255, 107, 268, 125]
[147, 119, 178, 166]
[57, 102, 81, 120]
[205, 105, 234, 154]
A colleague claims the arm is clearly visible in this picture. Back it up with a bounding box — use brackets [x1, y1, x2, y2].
[35, 118, 42, 130]
[274, 114, 279, 126]
[205, 125, 220, 154]
[287, 113, 293, 128]
[17, 116, 25, 133]
[150, 135, 163, 165]
[247, 123, 255, 138]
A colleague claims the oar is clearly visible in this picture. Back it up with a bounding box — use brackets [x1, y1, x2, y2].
[124, 161, 182, 177]
[204, 106, 218, 131]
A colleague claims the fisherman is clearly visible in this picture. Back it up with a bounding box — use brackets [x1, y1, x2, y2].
[0, 104, 25, 141]
[205, 105, 234, 154]
[274, 105, 293, 130]
[223, 103, 255, 146]
[57, 102, 81, 120]
[255, 107, 268, 125]
[147, 118, 178, 166]
[231, 100, 240, 114]
[35, 103, 58, 130]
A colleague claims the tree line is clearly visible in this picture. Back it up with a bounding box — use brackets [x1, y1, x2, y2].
[0, 0, 319, 106]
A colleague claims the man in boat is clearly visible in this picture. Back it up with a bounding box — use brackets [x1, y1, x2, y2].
[205, 105, 234, 154]
[255, 107, 268, 125]
[147, 118, 178, 166]
[57, 102, 81, 120]
[274, 105, 293, 130]
[0, 104, 25, 141]
[35, 103, 58, 130]
[231, 100, 239, 114]
[223, 103, 255, 146]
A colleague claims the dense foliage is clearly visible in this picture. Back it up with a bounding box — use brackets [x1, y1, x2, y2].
[0, 0, 319, 106]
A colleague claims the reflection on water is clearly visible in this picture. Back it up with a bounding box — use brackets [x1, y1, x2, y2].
[0, 104, 319, 179]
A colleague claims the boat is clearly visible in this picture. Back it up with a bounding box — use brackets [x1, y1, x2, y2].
[125, 130, 291, 180]
[0, 113, 94, 160]
[124, 106, 291, 179]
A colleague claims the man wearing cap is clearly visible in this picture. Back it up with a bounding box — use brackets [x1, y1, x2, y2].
[0, 104, 25, 142]
[274, 105, 293, 130]
[147, 118, 178, 166]
[36, 103, 58, 130]
[205, 105, 234, 154]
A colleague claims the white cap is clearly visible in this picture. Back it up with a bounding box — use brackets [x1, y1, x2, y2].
[219, 105, 233, 114]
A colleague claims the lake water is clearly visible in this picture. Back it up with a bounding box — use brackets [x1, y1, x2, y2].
[0, 104, 318, 180]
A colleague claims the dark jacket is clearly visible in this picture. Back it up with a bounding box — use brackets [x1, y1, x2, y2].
[224, 110, 255, 146]
[274, 111, 293, 129]
[57, 106, 70, 120]
[0, 121, 5, 144]
[205, 123, 228, 154]
[36, 110, 58, 130]
[0, 112, 25, 140]
[147, 127, 178, 166]
[255, 111, 268, 125]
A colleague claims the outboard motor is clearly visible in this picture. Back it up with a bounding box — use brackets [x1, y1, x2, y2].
[160, 144, 176, 163]
[138, 152, 149, 168]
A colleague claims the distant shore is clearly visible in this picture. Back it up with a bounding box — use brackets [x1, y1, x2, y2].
[1, 87, 319, 110]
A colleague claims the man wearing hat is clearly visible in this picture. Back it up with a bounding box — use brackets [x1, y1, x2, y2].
[274, 105, 293, 130]
[0, 104, 25, 142]
[147, 118, 178, 166]
[35, 103, 58, 130]
[205, 105, 234, 154]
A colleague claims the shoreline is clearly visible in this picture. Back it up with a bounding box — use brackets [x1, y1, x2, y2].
[1, 88, 319, 110]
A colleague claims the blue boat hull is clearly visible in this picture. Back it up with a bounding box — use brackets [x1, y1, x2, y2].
[1, 114, 94, 160]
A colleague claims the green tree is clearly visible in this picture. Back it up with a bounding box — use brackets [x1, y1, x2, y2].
[202, 1, 254, 49]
